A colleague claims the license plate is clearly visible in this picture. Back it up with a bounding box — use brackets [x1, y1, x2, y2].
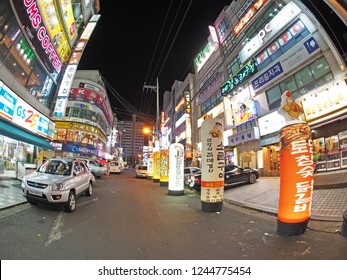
[29, 189, 42, 197]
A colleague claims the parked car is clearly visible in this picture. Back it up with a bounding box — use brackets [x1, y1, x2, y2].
[135, 165, 148, 178]
[186, 164, 259, 191]
[77, 158, 107, 179]
[109, 161, 123, 174]
[184, 167, 201, 186]
[21, 158, 95, 212]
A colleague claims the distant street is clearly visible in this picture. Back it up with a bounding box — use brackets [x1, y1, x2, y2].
[0, 168, 346, 260]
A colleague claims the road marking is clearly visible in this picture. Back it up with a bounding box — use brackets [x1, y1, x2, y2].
[44, 198, 98, 247]
[45, 212, 64, 247]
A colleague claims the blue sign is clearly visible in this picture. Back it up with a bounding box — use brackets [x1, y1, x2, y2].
[63, 143, 97, 156]
[303, 37, 319, 54]
[0, 83, 17, 120]
[251, 62, 283, 91]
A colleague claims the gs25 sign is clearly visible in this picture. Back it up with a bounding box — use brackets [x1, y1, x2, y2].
[12, 98, 40, 131]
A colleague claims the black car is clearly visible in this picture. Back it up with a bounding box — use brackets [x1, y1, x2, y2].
[186, 164, 260, 192]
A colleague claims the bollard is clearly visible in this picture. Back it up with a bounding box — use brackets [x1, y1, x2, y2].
[341, 210, 347, 237]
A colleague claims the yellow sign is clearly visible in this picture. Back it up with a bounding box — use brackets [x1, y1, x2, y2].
[160, 149, 169, 186]
[38, 0, 71, 62]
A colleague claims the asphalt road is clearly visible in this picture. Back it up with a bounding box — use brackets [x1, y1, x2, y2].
[0, 169, 346, 260]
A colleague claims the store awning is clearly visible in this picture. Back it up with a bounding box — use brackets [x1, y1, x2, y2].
[0, 120, 53, 150]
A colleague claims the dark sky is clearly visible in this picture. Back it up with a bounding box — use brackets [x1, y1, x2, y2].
[78, 0, 232, 120]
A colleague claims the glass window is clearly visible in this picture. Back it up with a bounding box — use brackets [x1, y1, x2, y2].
[266, 85, 281, 105]
[310, 56, 331, 79]
[216, 17, 230, 43]
[294, 66, 314, 88]
[280, 77, 297, 93]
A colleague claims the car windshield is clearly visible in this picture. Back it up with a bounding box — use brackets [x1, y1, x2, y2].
[38, 160, 72, 175]
[138, 166, 147, 170]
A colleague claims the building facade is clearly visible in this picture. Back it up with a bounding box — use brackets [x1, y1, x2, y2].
[161, 0, 347, 177]
[51, 70, 113, 160]
[0, 0, 100, 179]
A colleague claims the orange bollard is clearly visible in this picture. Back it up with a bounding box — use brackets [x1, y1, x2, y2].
[277, 121, 314, 236]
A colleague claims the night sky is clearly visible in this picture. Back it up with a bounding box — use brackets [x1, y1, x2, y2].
[78, 0, 232, 120]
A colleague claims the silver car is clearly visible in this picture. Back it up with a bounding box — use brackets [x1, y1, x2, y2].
[21, 158, 95, 212]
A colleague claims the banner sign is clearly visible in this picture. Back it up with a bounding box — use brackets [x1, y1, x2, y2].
[168, 143, 184, 195]
[201, 118, 225, 212]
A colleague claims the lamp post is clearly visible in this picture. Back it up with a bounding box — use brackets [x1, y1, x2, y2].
[143, 78, 159, 138]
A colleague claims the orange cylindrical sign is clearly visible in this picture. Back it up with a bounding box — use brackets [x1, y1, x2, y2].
[201, 118, 224, 212]
[152, 151, 160, 183]
[277, 121, 314, 234]
[160, 149, 169, 187]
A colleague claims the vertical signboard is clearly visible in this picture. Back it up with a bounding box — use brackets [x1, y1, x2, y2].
[277, 91, 314, 236]
[168, 143, 184, 196]
[201, 118, 225, 212]
[159, 149, 169, 187]
[152, 151, 160, 183]
[147, 152, 153, 179]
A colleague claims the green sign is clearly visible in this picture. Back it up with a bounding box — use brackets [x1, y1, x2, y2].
[221, 59, 257, 96]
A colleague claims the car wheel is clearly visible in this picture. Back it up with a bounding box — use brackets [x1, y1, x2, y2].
[249, 173, 257, 184]
[85, 181, 93, 196]
[64, 191, 76, 212]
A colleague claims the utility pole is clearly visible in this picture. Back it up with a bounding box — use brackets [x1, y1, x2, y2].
[143, 78, 159, 137]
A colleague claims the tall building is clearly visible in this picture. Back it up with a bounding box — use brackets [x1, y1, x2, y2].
[117, 116, 148, 167]
[51, 70, 113, 160]
[161, 0, 347, 178]
[0, 0, 100, 179]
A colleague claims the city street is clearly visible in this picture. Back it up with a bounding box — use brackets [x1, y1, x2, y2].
[0, 169, 346, 260]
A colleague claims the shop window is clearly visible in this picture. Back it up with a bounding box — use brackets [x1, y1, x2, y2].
[68, 130, 80, 142]
[55, 129, 67, 142]
[269, 146, 280, 171]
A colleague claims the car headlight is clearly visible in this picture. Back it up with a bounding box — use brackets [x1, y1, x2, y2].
[52, 182, 65, 191]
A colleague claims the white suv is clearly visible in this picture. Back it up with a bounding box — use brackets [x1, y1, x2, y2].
[21, 158, 95, 212]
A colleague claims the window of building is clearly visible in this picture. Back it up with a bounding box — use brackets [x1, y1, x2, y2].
[266, 56, 334, 110]
[227, 56, 241, 77]
[0, 3, 57, 108]
[216, 17, 230, 43]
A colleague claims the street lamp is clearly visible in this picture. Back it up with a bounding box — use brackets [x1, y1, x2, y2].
[143, 78, 159, 138]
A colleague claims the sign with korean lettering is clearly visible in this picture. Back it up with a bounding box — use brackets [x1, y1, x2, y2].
[147, 153, 154, 178]
[160, 149, 169, 186]
[201, 118, 225, 212]
[277, 122, 314, 227]
[152, 151, 161, 182]
[168, 143, 184, 195]
[221, 59, 257, 96]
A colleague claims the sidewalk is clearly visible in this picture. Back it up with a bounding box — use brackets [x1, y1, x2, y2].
[1, 176, 346, 222]
[223, 177, 347, 222]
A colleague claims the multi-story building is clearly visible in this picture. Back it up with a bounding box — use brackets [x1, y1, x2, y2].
[162, 0, 347, 178]
[116, 116, 149, 167]
[51, 70, 113, 160]
[0, 0, 100, 179]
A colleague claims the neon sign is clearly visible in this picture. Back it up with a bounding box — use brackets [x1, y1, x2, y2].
[234, 0, 268, 35]
[221, 60, 257, 96]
